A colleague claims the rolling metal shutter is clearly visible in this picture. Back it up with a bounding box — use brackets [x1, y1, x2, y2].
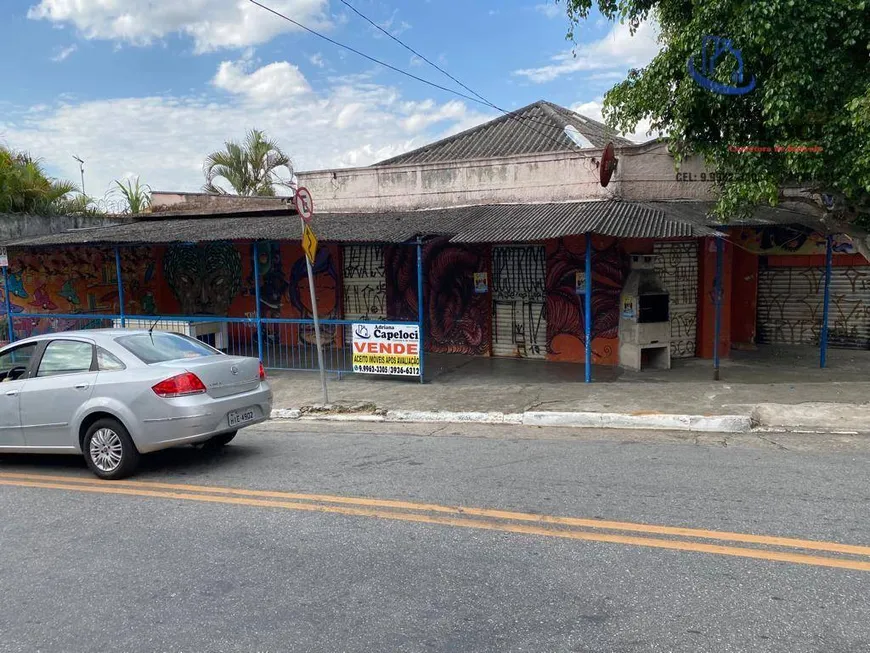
[757, 263, 870, 348]
[491, 245, 547, 359]
[654, 241, 699, 358]
[342, 245, 386, 342]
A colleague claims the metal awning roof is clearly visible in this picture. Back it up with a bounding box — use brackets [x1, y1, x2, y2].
[4, 201, 825, 248]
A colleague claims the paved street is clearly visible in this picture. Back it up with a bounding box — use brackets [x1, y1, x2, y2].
[1, 421, 869, 653]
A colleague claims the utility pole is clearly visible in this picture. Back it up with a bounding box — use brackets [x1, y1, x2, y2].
[72, 155, 85, 198]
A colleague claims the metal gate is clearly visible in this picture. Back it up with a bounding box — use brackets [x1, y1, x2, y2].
[758, 263, 870, 348]
[654, 241, 699, 358]
[491, 245, 547, 359]
[342, 245, 386, 342]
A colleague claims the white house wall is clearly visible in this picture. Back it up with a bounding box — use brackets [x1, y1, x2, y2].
[296, 142, 716, 213]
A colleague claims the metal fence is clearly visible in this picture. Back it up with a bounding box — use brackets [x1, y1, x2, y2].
[4, 312, 421, 376]
[2, 240, 426, 379]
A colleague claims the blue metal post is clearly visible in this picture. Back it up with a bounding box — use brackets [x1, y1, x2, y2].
[252, 242, 264, 362]
[820, 234, 833, 368]
[3, 266, 14, 343]
[416, 239, 425, 384]
[584, 232, 593, 383]
[114, 246, 126, 327]
[713, 236, 724, 381]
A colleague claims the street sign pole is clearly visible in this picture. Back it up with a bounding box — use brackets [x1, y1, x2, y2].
[300, 214, 329, 405]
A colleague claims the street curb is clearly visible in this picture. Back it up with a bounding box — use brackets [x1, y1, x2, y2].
[522, 411, 752, 433]
[270, 408, 752, 433]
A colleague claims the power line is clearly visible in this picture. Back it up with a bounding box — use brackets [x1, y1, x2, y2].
[247, 0, 485, 107]
[247, 0, 579, 152]
[338, 0, 580, 140]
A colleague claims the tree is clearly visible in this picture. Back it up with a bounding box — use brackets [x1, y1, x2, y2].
[202, 129, 294, 196]
[559, 0, 870, 248]
[113, 176, 152, 214]
[0, 146, 90, 216]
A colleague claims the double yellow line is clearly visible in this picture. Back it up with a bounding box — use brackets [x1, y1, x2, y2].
[2, 471, 869, 572]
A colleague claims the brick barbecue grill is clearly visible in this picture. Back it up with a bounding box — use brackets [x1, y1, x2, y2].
[618, 254, 671, 371]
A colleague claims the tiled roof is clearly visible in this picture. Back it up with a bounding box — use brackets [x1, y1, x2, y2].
[375, 101, 636, 167]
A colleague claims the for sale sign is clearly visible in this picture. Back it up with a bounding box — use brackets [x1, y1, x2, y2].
[352, 323, 421, 377]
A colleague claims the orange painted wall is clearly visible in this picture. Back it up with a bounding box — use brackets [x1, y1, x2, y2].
[765, 253, 870, 268]
[730, 245, 758, 345]
[697, 238, 733, 359]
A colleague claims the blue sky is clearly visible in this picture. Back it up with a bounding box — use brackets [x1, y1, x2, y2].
[0, 0, 660, 202]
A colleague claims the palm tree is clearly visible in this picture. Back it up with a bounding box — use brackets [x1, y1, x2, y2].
[202, 129, 294, 196]
[0, 146, 85, 215]
[113, 176, 152, 214]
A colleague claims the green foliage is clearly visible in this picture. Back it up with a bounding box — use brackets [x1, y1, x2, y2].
[0, 146, 93, 216]
[203, 129, 294, 196]
[559, 0, 870, 225]
[113, 176, 152, 214]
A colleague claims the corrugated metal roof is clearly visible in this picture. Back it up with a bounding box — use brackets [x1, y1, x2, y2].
[3, 201, 726, 248]
[641, 201, 829, 231]
[375, 101, 635, 167]
[447, 201, 717, 242]
[2, 212, 432, 247]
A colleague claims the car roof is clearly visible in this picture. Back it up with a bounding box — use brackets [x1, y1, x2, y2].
[3, 329, 181, 347]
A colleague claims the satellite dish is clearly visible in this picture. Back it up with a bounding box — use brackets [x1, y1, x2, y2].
[599, 142, 618, 187]
[564, 124, 594, 149]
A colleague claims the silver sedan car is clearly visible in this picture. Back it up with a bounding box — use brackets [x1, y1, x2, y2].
[0, 329, 272, 479]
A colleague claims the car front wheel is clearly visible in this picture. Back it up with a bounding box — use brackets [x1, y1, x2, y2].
[83, 418, 140, 480]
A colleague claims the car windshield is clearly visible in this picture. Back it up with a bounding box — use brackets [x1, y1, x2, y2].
[115, 332, 220, 364]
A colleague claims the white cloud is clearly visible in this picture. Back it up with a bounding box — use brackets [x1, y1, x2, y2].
[27, 0, 330, 53]
[535, 3, 561, 19]
[50, 44, 77, 62]
[571, 98, 661, 143]
[0, 59, 493, 197]
[514, 19, 662, 83]
[213, 59, 311, 103]
[372, 11, 411, 38]
[309, 53, 325, 68]
[400, 100, 468, 132]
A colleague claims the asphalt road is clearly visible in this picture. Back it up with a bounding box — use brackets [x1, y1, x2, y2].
[1, 421, 869, 653]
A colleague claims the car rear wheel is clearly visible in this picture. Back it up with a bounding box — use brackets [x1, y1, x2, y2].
[83, 418, 140, 480]
[204, 431, 237, 449]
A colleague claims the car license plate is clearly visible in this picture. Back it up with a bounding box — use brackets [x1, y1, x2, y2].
[228, 408, 256, 428]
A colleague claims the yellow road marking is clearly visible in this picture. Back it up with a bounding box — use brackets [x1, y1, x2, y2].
[1, 476, 869, 572]
[1, 471, 868, 557]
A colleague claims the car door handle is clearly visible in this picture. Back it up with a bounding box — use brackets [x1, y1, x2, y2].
[5, 390, 18, 397]
[75, 383, 89, 390]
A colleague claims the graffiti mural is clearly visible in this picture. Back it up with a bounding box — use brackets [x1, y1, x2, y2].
[734, 226, 855, 255]
[343, 245, 387, 320]
[491, 245, 547, 358]
[385, 239, 490, 355]
[758, 264, 870, 348]
[163, 243, 242, 316]
[654, 241, 699, 358]
[6, 248, 155, 315]
[287, 245, 341, 346]
[546, 236, 630, 365]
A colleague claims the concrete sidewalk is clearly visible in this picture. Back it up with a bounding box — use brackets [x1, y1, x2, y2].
[268, 346, 870, 434]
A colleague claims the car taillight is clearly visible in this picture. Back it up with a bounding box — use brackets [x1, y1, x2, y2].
[259, 362, 266, 381]
[152, 372, 207, 398]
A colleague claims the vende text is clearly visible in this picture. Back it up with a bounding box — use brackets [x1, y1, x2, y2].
[354, 342, 420, 355]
